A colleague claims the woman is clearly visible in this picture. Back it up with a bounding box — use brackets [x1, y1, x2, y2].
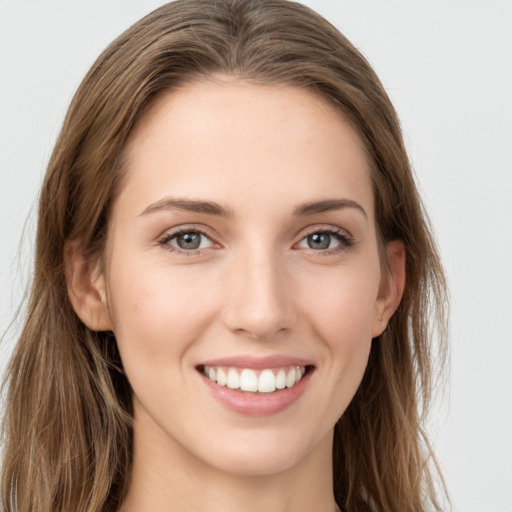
[1, 0, 448, 511]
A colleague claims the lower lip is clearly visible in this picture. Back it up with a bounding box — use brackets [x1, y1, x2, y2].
[199, 369, 312, 416]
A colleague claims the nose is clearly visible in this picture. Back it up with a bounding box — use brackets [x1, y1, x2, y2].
[222, 247, 297, 341]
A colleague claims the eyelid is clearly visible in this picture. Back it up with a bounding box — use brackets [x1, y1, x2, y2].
[299, 224, 353, 238]
[297, 224, 354, 243]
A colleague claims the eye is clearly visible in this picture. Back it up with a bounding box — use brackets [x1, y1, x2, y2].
[159, 229, 215, 253]
[296, 229, 353, 252]
[304, 232, 338, 250]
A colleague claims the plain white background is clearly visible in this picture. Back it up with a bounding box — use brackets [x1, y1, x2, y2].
[1, 1, 511, 510]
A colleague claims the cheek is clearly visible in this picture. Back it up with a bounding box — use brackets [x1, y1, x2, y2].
[301, 263, 380, 344]
[297, 263, 379, 411]
[315, 283, 375, 383]
[105, 256, 217, 376]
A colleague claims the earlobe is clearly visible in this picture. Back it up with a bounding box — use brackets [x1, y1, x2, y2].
[372, 240, 406, 338]
[64, 240, 113, 331]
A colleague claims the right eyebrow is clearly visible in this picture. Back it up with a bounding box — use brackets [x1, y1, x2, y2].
[139, 197, 233, 217]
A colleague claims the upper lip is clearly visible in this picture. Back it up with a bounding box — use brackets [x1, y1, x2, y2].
[198, 355, 314, 370]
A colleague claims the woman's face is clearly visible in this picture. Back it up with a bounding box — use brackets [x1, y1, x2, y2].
[100, 80, 396, 476]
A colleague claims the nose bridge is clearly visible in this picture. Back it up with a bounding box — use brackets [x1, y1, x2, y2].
[223, 240, 296, 340]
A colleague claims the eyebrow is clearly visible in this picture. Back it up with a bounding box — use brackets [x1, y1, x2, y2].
[139, 196, 367, 219]
[293, 198, 367, 219]
[139, 197, 233, 217]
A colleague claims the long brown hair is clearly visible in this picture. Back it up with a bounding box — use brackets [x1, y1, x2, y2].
[1, 1, 448, 510]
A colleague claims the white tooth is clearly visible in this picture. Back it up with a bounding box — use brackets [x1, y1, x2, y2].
[295, 367, 302, 383]
[217, 367, 227, 386]
[276, 369, 286, 389]
[227, 368, 240, 389]
[286, 368, 296, 388]
[240, 369, 258, 392]
[208, 367, 216, 382]
[301, 366, 306, 377]
[258, 369, 276, 393]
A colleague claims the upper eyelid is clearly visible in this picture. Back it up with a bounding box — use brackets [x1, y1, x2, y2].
[158, 224, 219, 241]
[297, 224, 353, 239]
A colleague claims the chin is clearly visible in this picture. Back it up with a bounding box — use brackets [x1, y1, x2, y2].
[192, 425, 332, 478]
[207, 447, 306, 477]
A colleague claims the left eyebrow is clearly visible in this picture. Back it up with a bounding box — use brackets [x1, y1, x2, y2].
[293, 198, 368, 219]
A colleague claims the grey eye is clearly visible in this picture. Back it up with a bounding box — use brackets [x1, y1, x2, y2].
[161, 228, 215, 253]
[306, 232, 333, 250]
[174, 231, 203, 250]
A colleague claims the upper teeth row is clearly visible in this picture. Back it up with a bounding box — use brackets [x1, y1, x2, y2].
[203, 366, 306, 393]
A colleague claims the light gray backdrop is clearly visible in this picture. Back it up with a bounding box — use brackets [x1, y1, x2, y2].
[1, 1, 511, 511]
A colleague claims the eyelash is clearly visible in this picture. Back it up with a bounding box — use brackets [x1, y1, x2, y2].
[157, 226, 354, 256]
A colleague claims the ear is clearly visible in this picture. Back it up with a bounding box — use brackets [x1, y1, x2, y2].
[371, 240, 406, 338]
[64, 240, 113, 331]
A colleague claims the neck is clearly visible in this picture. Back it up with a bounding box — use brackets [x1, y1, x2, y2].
[119, 405, 338, 512]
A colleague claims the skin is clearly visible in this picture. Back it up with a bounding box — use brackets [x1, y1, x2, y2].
[66, 79, 405, 512]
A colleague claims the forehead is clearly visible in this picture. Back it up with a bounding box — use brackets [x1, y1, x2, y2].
[118, 79, 374, 221]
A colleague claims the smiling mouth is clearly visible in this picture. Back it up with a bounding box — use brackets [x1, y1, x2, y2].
[197, 365, 313, 393]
